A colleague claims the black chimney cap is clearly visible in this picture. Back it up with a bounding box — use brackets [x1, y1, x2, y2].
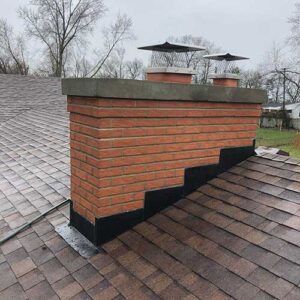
[138, 42, 206, 53]
[203, 53, 249, 61]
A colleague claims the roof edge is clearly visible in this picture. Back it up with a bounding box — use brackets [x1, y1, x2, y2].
[62, 78, 267, 104]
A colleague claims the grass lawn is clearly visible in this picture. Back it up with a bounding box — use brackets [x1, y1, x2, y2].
[256, 128, 300, 159]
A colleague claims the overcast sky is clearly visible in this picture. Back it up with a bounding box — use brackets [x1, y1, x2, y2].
[1, 0, 299, 69]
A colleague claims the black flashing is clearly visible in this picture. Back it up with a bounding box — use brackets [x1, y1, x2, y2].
[184, 164, 218, 196]
[70, 142, 255, 245]
[144, 186, 184, 219]
[95, 209, 144, 245]
[69, 204, 97, 244]
[218, 143, 255, 173]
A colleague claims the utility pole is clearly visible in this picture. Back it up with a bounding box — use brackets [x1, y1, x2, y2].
[282, 67, 287, 111]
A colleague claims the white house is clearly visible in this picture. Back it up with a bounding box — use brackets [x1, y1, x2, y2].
[285, 103, 300, 119]
[262, 103, 300, 129]
[263, 104, 282, 113]
[263, 103, 300, 118]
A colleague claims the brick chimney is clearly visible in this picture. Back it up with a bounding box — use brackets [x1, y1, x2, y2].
[146, 67, 196, 84]
[139, 42, 205, 84]
[209, 73, 240, 88]
[62, 78, 267, 245]
[204, 53, 249, 88]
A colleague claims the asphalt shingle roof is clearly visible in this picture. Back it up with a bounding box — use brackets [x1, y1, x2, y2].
[0, 74, 69, 235]
[0, 74, 65, 124]
[1, 74, 300, 299]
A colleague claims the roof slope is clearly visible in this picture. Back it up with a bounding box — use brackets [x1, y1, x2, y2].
[0, 75, 69, 236]
[99, 154, 300, 299]
[0, 74, 65, 124]
[3, 153, 300, 299]
[1, 75, 300, 299]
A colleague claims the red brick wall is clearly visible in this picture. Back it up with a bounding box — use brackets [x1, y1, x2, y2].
[213, 78, 239, 88]
[67, 97, 261, 223]
[147, 73, 193, 84]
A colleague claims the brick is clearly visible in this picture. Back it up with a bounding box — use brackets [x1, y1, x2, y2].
[108, 116, 257, 128]
[72, 201, 87, 218]
[68, 97, 111, 107]
[110, 192, 143, 205]
[109, 173, 156, 187]
[97, 186, 124, 197]
[69, 96, 261, 221]
[70, 113, 101, 127]
[122, 200, 144, 212]
[98, 205, 124, 217]
[86, 209, 96, 223]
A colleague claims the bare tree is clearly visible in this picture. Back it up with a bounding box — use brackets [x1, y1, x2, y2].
[258, 43, 289, 102]
[126, 59, 144, 79]
[0, 19, 29, 75]
[272, 3, 300, 102]
[240, 70, 263, 89]
[276, 69, 300, 103]
[100, 47, 126, 78]
[286, 73, 300, 102]
[19, 0, 105, 77]
[73, 55, 92, 78]
[289, 3, 300, 49]
[97, 46, 144, 80]
[88, 14, 135, 78]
